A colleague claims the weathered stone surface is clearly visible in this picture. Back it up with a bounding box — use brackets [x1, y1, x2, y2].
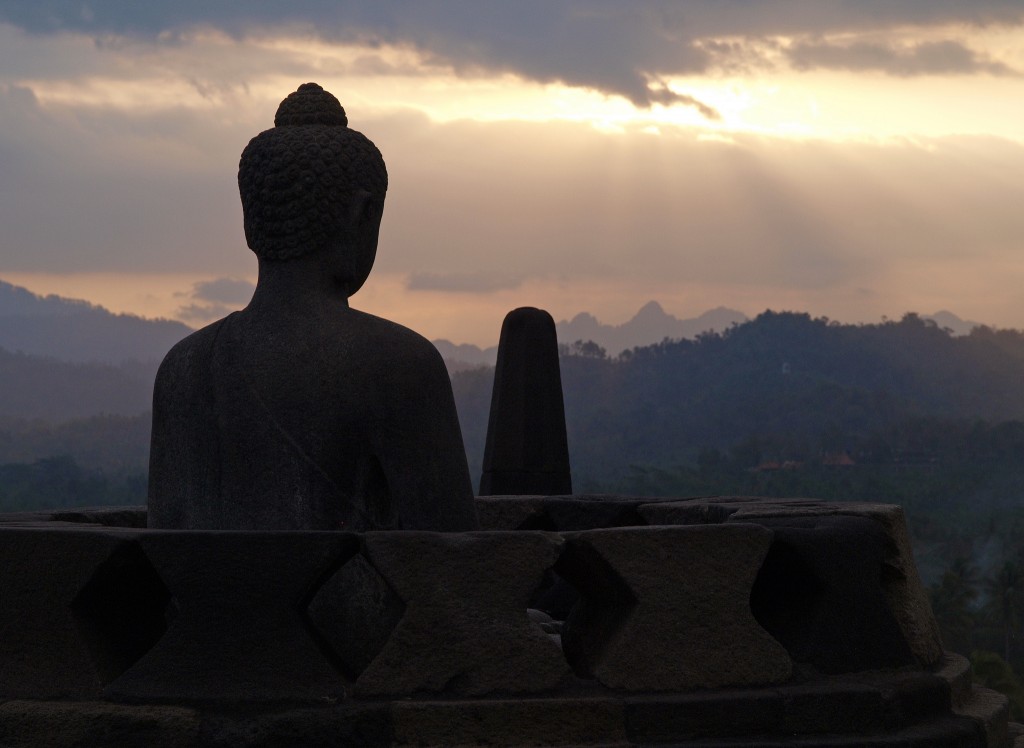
[306, 552, 405, 678]
[71, 539, 175, 686]
[391, 698, 626, 748]
[479, 307, 572, 496]
[636, 496, 831, 527]
[937, 652, 975, 707]
[955, 686, 1011, 748]
[746, 515, 916, 672]
[199, 704, 393, 748]
[559, 524, 792, 691]
[728, 501, 944, 667]
[0, 701, 200, 748]
[0, 527, 142, 699]
[780, 681, 888, 735]
[476, 494, 664, 531]
[356, 531, 570, 697]
[0, 506, 147, 528]
[105, 532, 357, 703]
[52, 506, 148, 528]
[474, 495, 552, 530]
[149, 82, 477, 533]
[624, 690, 783, 743]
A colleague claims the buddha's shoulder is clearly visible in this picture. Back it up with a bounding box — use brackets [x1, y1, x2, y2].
[156, 317, 232, 377]
[346, 310, 446, 368]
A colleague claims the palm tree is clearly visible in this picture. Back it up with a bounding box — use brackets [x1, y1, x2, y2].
[930, 557, 978, 655]
[986, 562, 1023, 664]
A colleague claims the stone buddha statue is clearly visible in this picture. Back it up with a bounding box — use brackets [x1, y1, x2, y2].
[148, 83, 478, 532]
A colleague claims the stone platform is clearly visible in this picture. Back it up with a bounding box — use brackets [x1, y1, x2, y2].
[0, 497, 1017, 747]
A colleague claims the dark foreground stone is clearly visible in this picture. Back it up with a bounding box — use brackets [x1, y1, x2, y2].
[0, 660, 1004, 747]
[0, 500, 1013, 746]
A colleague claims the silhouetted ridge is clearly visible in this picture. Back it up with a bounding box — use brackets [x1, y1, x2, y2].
[0, 280, 192, 364]
[450, 311, 1024, 483]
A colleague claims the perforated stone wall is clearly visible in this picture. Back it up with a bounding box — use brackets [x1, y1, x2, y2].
[0, 497, 1012, 747]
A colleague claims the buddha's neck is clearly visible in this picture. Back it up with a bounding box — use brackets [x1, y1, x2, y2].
[247, 256, 352, 316]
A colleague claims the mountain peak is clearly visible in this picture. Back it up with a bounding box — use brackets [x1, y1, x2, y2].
[557, 302, 747, 355]
[632, 300, 667, 321]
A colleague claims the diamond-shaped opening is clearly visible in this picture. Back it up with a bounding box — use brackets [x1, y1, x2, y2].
[551, 540, 637, 678]
[303, 552, 406, 680]
[529, 568, 578, 622]
[749, 538, 827, 649]
[71, 541, 175, 685]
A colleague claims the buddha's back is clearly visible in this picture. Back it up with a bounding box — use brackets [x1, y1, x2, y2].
[147, 83, 477, 532]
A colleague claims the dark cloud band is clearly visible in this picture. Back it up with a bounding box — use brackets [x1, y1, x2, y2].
[787, 39, 1020, 77]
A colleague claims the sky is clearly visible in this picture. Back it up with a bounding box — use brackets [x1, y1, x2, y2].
[1, 1, 1023, 346]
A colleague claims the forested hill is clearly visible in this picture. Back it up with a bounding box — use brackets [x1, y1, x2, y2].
[0, 280, 192, 364]
[452, 311, 1024, 483]
[0, 348, 155, 420]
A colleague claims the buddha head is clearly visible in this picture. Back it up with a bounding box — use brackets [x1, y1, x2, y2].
[238, 82, 388, 295]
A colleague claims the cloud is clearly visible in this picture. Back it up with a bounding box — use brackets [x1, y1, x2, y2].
[1, 2, 1021, 119]
[171, 277, 253, 325]
[4, 72, 1024, 305]
[406, 271, 524, 293]
[175, 301, 233, 324]
[189, 277, 255, 304]
[786, 39, 1020, 77]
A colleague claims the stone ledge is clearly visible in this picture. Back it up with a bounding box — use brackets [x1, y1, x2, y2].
[0, 674, 996, 748]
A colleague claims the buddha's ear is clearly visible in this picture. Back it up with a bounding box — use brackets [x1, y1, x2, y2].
[345, 189, 381, 227]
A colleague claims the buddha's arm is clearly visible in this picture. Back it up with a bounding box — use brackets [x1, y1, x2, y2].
[147, 329, 222, 529]
[376, 346, 478, 531]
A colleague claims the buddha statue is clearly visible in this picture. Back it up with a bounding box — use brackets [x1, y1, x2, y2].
[148, 83, 478, 532]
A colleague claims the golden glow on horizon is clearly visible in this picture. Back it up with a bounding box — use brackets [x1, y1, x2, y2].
[10, 263, 1024, 348]
[13, 22, 1024, 144]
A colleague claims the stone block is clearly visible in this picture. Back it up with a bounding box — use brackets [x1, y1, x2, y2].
[51, 506, 148, 528]
[474, 495, 552, 530]
[0, 700, 200, 748]
[953, 685, 1010, 748]
[305, 552, 405, 678]
[746, 516, 915, 672]
[105, 531, 358, 703]
[476, 494, 661, 531]
[780, 681, 887, 734]
[391, 698, 626, 747]
[0, 527, 141, 699]
[729, 502, 944, 667]
[356, 531, 570, 697]
[559, 524, 792, 691]
[198, 703, 393, 747]
[624, 691, 783, 742]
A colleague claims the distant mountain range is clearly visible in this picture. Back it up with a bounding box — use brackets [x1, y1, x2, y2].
[435, 304, 984, 367]
[559, 302, 748, 355]
[448, 310, 1024, 486]
[434, 302, 750, 367]
[0, 280, 193, 364]
[0, 276, 991, 422]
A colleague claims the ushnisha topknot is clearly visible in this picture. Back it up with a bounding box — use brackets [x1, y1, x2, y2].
[238, 82, 388, 261]
[274, 82, 348, 127]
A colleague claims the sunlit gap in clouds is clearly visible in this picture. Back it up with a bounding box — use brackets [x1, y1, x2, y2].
[5, 25, 824, 141]
[17, 22, 1024, 144]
